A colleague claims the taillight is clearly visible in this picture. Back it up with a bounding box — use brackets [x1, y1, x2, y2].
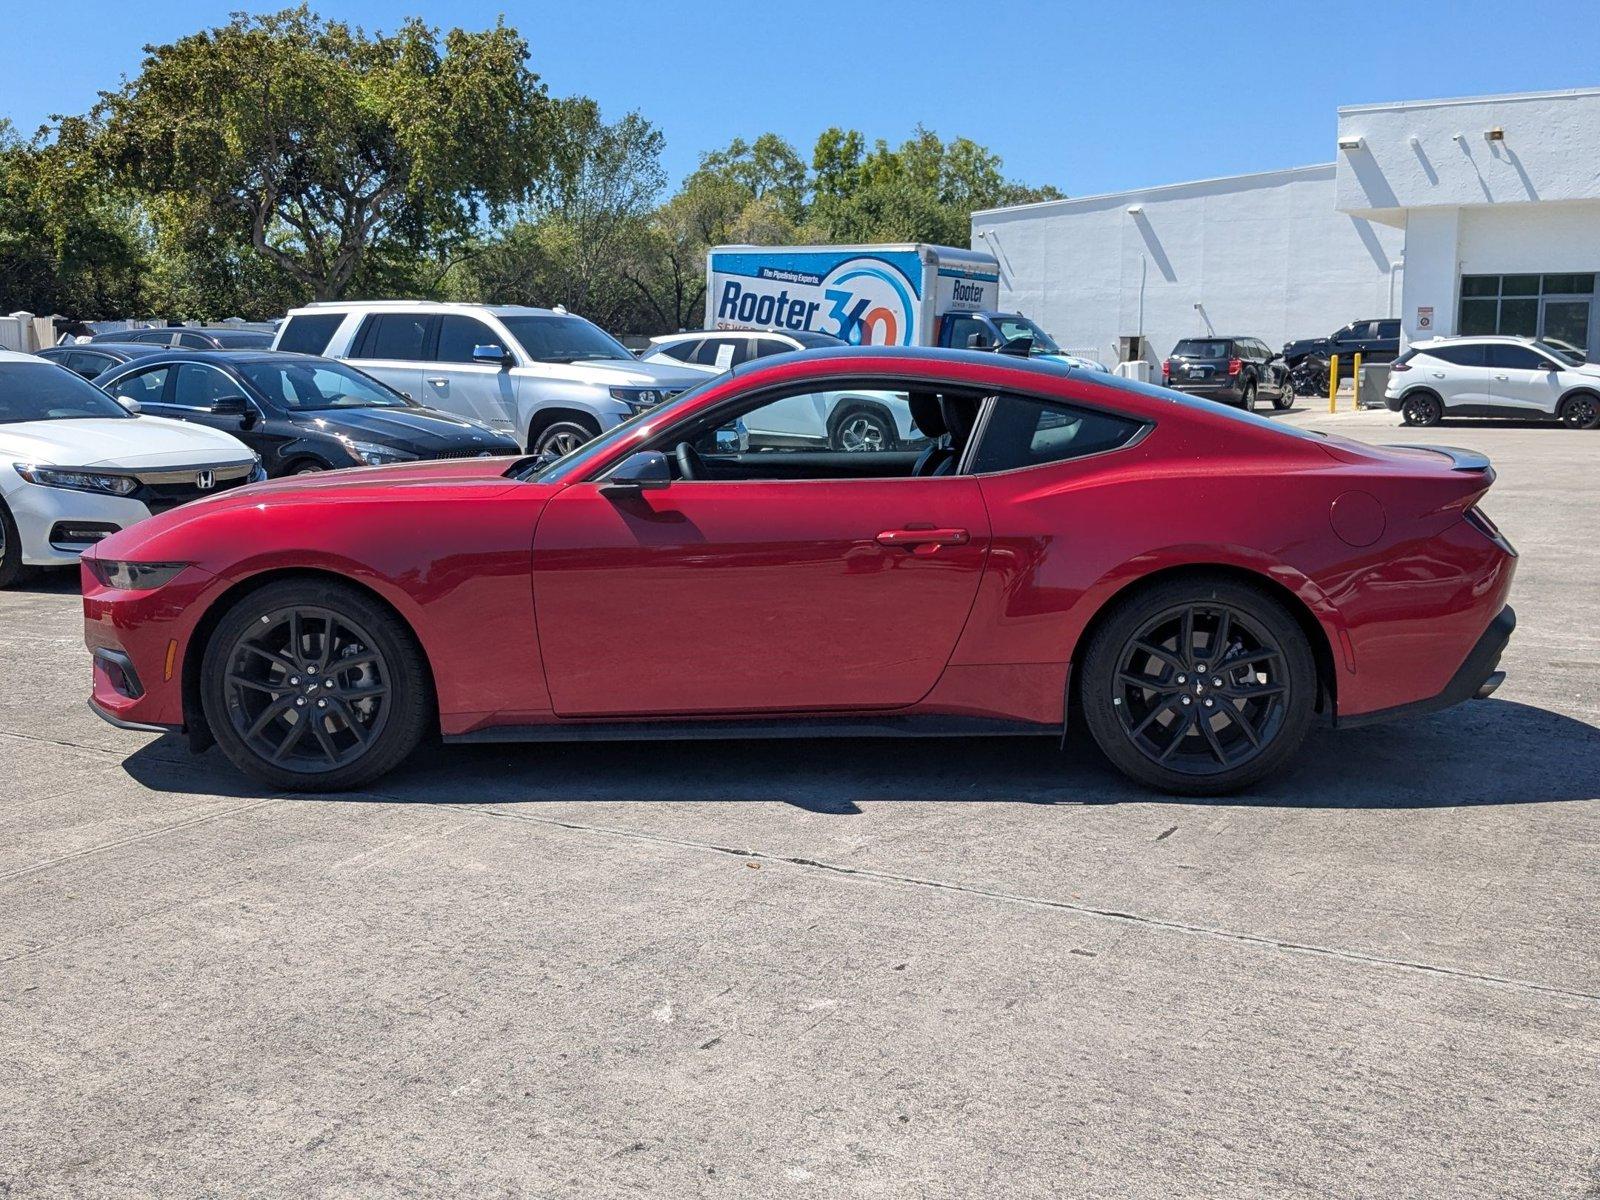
[1391, 361, 1412, 373]
[1161, 359, 1172, 382]
[1464, 506, 1516, 557]
[1227, 357, 1242, 376]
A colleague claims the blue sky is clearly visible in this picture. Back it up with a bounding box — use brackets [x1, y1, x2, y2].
[4, 0, 1596, 197]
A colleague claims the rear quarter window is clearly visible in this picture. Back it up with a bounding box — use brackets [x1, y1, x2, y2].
[278, 313, 345, 355]
[970, 393, 1144, 474]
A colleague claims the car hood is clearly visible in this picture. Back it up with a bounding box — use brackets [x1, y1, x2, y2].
[0, 415, 253, 469]
[296, 405, 518, 451]
[513, 358, 705, 390]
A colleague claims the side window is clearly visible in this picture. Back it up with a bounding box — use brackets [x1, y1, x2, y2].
[436, 314, 510, 364]
[277, 313, 344, 355]
[945, 315, 987, 350]
[692, 339, 739, 370]
[686, 387, 924, 464]
[655, 340, 699, 363]
[1428, 344, 1488, 368]
[1484, 344, 1547, 370]
[969, 393, 1144, 474]
[64, 352, 111, 379]
[355, 313, 433, 361]
[110, 366, 172, 406]
[176, 332, 214, 349]
[131, 330, 170, 345]
[754, 338, 793, 358]
[728, 339, 758, 367]
[172, 364, 243, 409]
[1378, 320, 1401, 339]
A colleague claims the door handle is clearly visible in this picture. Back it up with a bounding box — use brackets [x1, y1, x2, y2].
[1493, 374, 1508, 381]
[876, 527, 970, 554]
[427, 377, 449, 387]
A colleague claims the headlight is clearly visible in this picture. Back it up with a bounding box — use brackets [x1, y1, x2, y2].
[248, 457, 267, 484]
[609, 387, 663, 411]
[88, 560, 189, 590]
[14, 464, 139, 496]
[343, 440, 412, 466]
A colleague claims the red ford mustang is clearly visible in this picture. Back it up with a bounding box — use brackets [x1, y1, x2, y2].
[81, 347, 1516, 795]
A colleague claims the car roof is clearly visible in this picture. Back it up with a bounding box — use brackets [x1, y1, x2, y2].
[1412, 334, 1539, 348]
[98, 349, 324, 368]
[55, 341, 169, 355]
[288, 301, 571, 319]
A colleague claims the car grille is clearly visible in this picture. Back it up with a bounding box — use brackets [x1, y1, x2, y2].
[132, 463, 256, 514]
[429, 446, 505, 460]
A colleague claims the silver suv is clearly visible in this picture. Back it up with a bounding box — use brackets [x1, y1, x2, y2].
[273, 302, 706, 456]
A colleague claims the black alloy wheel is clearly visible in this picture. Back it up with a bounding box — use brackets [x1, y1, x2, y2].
[1080, 577, 1316, 794]
[1559, 393, 1599, 430]
[202, 579, 429, 790]
[1401, 392, 1442, 427]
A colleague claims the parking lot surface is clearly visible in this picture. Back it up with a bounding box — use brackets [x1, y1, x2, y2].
[2, 406, 1597, 1198]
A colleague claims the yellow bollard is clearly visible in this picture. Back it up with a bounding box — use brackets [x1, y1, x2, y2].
[1328, 354, 1340, 412]
[1353, 352, 1363, 409]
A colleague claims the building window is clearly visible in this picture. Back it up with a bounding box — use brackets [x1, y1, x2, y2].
[1459, 273, 1597, 352]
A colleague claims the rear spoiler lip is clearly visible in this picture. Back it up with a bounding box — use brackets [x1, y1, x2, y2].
[1385, 443, 1491, 472]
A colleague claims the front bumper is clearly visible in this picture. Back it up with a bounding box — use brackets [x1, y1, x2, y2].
[1341, 606, 1515, 727]
[6, 485, 153, 566]
[82, 560, 219, 731]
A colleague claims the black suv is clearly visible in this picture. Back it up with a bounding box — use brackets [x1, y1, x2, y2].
[1161, 337, 1289, 410]
[1282, 319, 1400, 370]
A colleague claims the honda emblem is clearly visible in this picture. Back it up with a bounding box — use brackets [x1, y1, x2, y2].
[195, 470, 215, 490]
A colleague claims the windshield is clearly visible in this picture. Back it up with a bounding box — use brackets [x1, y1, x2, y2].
[0, 362, 133, 423]
[499, 314, 632, 364]
[1538, 338, 1589, 366]
[1172, 340, 1229, 358]
[993, 316, 1061, 355]
[237, 359, 411, 411]
[523, 374, 725, 482]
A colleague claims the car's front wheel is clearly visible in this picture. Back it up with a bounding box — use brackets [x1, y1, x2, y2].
[1558, 392, 1600, 430]
[1239, 382, 1257, 411]
[1079, 576, 1317, 795]
[1401, 392, 1443, 426]
[1273, 379, 1294, 410]
[532, 417, 601, 459]
[0, 498, 27, 589]
[201, 579, 430, 791]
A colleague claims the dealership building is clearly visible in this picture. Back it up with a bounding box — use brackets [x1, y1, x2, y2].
[970, 87, 1600, 367]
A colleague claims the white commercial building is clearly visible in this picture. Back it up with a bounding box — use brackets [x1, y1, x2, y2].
[971, 87, 1600, 366]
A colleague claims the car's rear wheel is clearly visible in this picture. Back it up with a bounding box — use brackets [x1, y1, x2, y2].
[0, 498, 27, 589]
[201, 579, 430, 791]
[830, 407, 896, 452]
[1401, 391, 1443, 426]
[1558, 392, 1600, 430]
[1079, 576, 1317, 795]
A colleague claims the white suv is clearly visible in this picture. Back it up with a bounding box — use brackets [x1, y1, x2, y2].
[1384, 335, 1600, 429]
[273, 302, 706, 456]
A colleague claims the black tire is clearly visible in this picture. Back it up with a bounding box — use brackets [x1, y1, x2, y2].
[0, 498, 28, 589]
[531, 417, 601, 459]
[829, 406, 897, 453]
[285, 459, 327, 476]
[1558, 392, 1600, 430]
[1400, 391, 1443, 427]
[1273, 379, 1293, 410]
[1239, 382, 1257, 411]
[200, 578, 431, 791]
[1078, 574, 1317, 795]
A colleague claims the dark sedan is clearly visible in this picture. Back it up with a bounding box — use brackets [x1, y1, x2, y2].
[94, 351, 520, 476]
[37, 342, 171, 380]
[90, 326, 277, 350]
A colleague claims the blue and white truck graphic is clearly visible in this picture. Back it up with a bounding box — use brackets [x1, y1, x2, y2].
[705, 243, 1003, 348]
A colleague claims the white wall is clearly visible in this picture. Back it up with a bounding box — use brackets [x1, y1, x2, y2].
[972, 166, 1403, 364]
[1336, 88, 1600, 218]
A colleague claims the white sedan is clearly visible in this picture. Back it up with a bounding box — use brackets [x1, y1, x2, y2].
[0, 351, 260, 586]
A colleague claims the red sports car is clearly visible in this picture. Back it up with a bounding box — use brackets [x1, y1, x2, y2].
[81, 347, 1516, 795]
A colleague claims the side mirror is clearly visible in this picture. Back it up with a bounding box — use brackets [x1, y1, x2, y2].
[211, 395, 253, 425]
[115, 395, 142, 414]
[599, 450, 671, 497]
[966, 332, 993, 350]
[472, 344, 511, 369]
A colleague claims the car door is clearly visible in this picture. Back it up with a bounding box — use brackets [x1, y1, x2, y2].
[346, 312, 432, 403]
[145, 363, 269, 456]
[1420, 344, 1492, 409]
[1485, 343, 1565, 415]
[425, 313, 519, 434]
[530, 382, 992, 717]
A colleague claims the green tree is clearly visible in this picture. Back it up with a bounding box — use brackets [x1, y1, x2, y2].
[79, 7, 561, 301]
[690, 133, 808, 221]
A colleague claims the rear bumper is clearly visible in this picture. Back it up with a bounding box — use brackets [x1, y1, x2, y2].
[1168, 382, 1247, 403]
[1340, 605, 1515, 728]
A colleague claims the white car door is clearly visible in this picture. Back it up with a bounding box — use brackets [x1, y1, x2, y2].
[1420, 344, 1493, 409]
[1485, 343, 1566, 415]
[344, 312, 430, 404]
[422, 314, 520, 435]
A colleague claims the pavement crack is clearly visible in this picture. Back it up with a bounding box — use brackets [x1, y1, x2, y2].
[465, 805, 1600, 1006]
[0, 798, 284, 885]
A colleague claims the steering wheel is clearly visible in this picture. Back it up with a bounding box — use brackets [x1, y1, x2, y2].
[673, 440, 704, 481]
